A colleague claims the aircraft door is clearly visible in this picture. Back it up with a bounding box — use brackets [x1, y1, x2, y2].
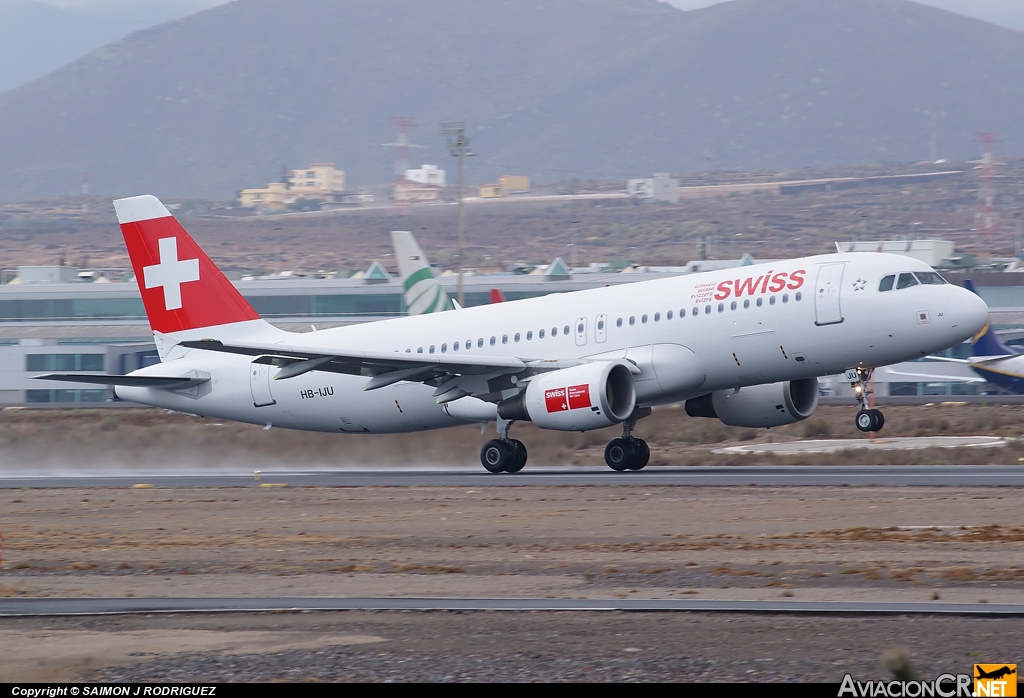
[595, 314, 608, 344]
[250, 360, 276, 407]
[814, 263, 845, 326]
[575, 316, 588, 347]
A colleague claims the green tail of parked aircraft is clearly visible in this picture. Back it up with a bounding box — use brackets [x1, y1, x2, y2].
[391, 230, 453, 315]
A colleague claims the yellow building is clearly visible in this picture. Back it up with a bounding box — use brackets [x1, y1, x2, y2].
[288, 163, 346, 196]
[500, 175, 530, 194]
[239, 182, 291, 209]
[479, 175, 530, 198]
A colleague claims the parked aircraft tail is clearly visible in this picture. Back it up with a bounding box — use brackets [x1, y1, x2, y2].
[964, 279, 1018, 357]
[391, 230, 452, 314]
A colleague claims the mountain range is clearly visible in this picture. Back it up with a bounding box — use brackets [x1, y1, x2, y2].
[0, 0, 1022, 201]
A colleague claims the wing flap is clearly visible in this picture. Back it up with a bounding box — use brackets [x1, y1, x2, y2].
[34, 374, 211, 390]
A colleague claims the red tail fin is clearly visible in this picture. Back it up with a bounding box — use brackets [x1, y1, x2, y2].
[489, 288, 506, 303]
[114, 195, 261, 334]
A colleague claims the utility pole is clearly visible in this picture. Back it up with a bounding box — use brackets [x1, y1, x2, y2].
[441, 122, 474, 306]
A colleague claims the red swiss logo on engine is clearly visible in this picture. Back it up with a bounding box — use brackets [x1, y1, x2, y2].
[544, 388, 568, 412]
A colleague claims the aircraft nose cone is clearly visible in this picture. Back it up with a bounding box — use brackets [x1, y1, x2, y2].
[954, 285, 989, 337]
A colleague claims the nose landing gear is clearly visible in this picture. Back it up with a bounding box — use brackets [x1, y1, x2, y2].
[848, 367, 885, 433]
[604, 407, 651, 471]
[480, 418, 528, 473]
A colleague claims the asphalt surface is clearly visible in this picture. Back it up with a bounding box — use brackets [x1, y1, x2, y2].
[2, 464, 1023, 488]
[4, 597, 1024, 617]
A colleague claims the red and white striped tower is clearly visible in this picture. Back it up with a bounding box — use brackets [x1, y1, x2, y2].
[383, 117, 423, 206]
[971, 133, 1002, 244]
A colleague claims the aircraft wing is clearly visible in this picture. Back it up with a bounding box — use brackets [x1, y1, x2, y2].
[180, 338, 533, 401]
[34, 373, 211, 390]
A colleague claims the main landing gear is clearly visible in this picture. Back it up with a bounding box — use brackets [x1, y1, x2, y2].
[848, 367, 885, 433]
[604, 407, 651, 472]
[480, 418, 527, 474]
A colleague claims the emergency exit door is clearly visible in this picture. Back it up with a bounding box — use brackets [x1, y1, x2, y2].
[250, 360, 276, 407]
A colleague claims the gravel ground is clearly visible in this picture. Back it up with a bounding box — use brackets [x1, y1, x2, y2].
[68, 611, 1022, 683]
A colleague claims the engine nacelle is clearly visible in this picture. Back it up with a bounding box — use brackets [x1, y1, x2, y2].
[498, 362, 636, 431]
[684, 377, 818, 428]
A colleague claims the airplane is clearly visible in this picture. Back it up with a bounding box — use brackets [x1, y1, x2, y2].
[919, 280, 1024, 393]
[975, 666, 1017, 681]
[37, 195, 990, 473]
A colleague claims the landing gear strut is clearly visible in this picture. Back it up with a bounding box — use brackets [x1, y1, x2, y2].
[604, 407, 651, 472]
[480, 418, 528, 473]
[848, 367, 884, 433]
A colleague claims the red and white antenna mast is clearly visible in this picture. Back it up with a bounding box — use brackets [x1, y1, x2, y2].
[383, 117, 424, 182]
[971, 133, 1003, 244]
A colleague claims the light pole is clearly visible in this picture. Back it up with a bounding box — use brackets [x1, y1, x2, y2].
[441, 122, 475, 306]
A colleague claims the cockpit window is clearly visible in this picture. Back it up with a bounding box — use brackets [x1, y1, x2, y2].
[878, 274, 895, 292]
[896, 272, 919, 290]
[914, 271, 947, 285]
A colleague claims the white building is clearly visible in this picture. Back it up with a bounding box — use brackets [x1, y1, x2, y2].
[627, 173, 679, 203]
[406, 165, 446, 187]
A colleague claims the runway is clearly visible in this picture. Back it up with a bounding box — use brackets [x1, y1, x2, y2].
[3, 596, 1024, 617]
[2, 464, 1023, 488]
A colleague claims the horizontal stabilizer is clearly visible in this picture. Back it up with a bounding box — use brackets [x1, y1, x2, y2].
[34, 373, 211, 390]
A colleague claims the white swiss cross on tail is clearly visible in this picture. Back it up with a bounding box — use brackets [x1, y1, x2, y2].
[143, 237, 200, 311]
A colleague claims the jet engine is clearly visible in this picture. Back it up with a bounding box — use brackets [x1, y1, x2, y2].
[497, 362, 636, 431]
[684, 377, 818, 428]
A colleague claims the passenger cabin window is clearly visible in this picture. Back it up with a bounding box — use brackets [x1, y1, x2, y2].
[490, 336, 496, 346]
[429, 345, 435, 353]
[915, 271, 947, 285]
[527, 331, 533, 340]
[879, 274, 895, 292]
[641, 314, 647, 324]
[596, 320, 604, 331]
[502, 334, 508, 344]
[667, 310, 673, 320]
[514, 333, 520, 342]
[717, 303, 724, 313]
[691, 307, 698, 316]
[654, 312, 660, 322]
[629, 316, 635, 326]
[896, 272, 918, 290]
[478, 338, 484, 348]
[730, 301, 737, 310]
[563, 325, 570, 335]
[539, 329, 546, 338]
[616, 318, 623, 328]
[743, 299, 750, 309]
[441, 343, 447, 353]
[453, 342, 459, 351]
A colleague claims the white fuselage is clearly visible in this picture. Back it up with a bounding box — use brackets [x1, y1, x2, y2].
[116, 253, 989, 433]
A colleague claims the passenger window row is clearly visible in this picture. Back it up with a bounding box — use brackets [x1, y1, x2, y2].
[878, 271, 947, 292]
[401, 289, 808, 354]
[407, 323, 573, 354]
[614, 292, 802, 328]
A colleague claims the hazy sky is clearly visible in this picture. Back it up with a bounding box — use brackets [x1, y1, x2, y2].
[662, 0, 1024, 30]
[31, 0, 1024, 31]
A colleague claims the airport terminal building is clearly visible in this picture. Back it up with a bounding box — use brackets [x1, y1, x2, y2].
[1, 266, 1022, 405]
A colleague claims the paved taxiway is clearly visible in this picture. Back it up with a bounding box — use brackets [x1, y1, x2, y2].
[4, 597, 1024, 617]
[2, 464, 1023, 488]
